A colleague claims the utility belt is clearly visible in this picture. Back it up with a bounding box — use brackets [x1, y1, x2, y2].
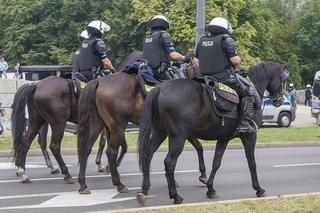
[79, 66, 112, 80]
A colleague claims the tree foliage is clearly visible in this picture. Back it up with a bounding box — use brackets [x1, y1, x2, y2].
[0, 0, 318, 88]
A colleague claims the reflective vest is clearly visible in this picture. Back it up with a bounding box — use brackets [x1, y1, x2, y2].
[198, 35, 231, 75]
[143, 31, 170, 69]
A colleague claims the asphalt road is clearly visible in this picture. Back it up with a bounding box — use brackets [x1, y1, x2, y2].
[0, 147, 320, 212]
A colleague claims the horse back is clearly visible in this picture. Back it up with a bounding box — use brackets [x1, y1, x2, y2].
[156, 79, 238, 139]
[95, 72, 144, 125]
[32, 76, 77, 122]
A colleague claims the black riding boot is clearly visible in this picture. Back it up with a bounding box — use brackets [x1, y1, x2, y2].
[237, 96, 256, 133]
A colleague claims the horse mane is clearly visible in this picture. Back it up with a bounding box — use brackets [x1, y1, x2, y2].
[116, 51, 143, 72]
[247, 61, 284, 84]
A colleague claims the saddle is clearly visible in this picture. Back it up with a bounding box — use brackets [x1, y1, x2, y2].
[71, 69, 112, 96]
[193, 77, 239, 120]
[122, 60, 183, 93]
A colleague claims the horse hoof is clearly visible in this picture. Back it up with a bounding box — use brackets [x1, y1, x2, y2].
[136, 192, 146, 206]
[20, 175, 31, 183]
[79, 187, 91, 195]
[97, 165, 106, 173]
[256, 189, 266, 197]
[173, 195, 184, 205]
[117, 185, 129, 193]
[199, 176, 207, 185]
[64, 177, 74, 184]
[206, 190, 217, 199]
[50, 166, 60, 174]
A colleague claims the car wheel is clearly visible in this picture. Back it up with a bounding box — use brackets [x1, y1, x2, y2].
[278, 112, 291, 127]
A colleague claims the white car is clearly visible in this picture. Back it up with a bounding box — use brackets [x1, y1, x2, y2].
[262, 95, 296, 127]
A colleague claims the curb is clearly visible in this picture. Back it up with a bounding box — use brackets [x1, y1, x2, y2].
[1, 142, 320, 158]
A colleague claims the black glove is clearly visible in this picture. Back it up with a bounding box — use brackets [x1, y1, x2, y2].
[183, 55, 192, 63]
[110, 68, 115, 73]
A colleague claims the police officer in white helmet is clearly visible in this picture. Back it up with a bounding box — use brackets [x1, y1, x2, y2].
[78, 20, 114, 81]
[194, 17, 256, 133]
[142, 15, 191, 81]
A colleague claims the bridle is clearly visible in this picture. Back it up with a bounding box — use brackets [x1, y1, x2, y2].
[269, 67, 289, 103]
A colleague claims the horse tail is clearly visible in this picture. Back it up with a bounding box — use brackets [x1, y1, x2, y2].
[138, 86, 161, 170]
[77, 80, 99, 166]
[11, 84, 36, 161]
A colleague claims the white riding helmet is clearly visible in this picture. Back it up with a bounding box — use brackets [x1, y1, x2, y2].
[306, 84, 311, 88]
[150, 15, 170, 30]
[207, 17, 233, 34]
[87, 20, 110, 35]
[289, 83, 294, 87]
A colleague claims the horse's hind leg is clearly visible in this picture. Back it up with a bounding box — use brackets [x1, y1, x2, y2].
[106, 126, 128, 193]
[240, 133, 265, 197]
[49, 122, 73, 184]
[206, 139, 228, 199]
[95, 128, 109, 173]
[78, 120, 104, 194]
[17, 116, 44, 183]
[164, 135, 186, 205]
[187, 137, 207, 184]
[140, 130, 167, 196]
[38, 123, 59, 174]
[116, 138, 127, 167]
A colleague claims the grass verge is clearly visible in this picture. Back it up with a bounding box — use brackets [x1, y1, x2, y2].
[116, 194, 320, 213]
[1, 126, 320, 151]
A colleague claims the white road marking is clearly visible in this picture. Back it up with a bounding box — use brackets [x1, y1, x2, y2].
[0, 163, 46, 170]
[0, 169, 197, 183]
[0, 162, 72, 170]
[0, 187, 148, 209]
[0, 187, 141, 200]
[273, 162, 320, 168]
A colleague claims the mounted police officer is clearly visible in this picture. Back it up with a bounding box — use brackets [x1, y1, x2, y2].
[72, 30, 89, 77]
[142, 15, 191, 81]
[78, 20, 114, 82]
[194, 17, 256, 133]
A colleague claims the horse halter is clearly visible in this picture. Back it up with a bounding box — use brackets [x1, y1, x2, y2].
[269, 67, 289, 103]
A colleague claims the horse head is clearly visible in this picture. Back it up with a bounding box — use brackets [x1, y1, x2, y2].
[248, 61, 289, 107]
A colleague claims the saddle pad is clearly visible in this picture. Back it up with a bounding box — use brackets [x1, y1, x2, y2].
[80, 81, 87, 89]
[218, 83, 237, 96]
[145, 84, 155, 92]
[216, 83, 239, 104]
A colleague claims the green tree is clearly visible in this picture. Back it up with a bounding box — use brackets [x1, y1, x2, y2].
[296, 0, 320, 84]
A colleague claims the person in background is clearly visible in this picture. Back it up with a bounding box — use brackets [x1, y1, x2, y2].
[287, 83, 297, 108]
[13, 63, 21, 80]
[0, 103, 5, 135]
[0, 56, 8, 79]
[305, 84, 312, 106]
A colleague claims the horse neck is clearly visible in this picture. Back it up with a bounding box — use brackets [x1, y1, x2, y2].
[248, 72, 270, 100]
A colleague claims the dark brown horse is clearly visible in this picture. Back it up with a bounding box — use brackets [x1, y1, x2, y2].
[137, 61, 287, 205]
[77, 54, 208, 194]
[11, 52, 142, 183]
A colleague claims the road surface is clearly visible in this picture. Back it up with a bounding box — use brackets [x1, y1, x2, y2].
[0, 147, 319, 212]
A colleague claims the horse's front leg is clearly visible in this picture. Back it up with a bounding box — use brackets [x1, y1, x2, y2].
[206, 139, 228, 198]
[240, 133, 265, 197]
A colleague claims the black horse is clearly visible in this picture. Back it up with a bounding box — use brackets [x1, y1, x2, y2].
[137, 61, 287, 205]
